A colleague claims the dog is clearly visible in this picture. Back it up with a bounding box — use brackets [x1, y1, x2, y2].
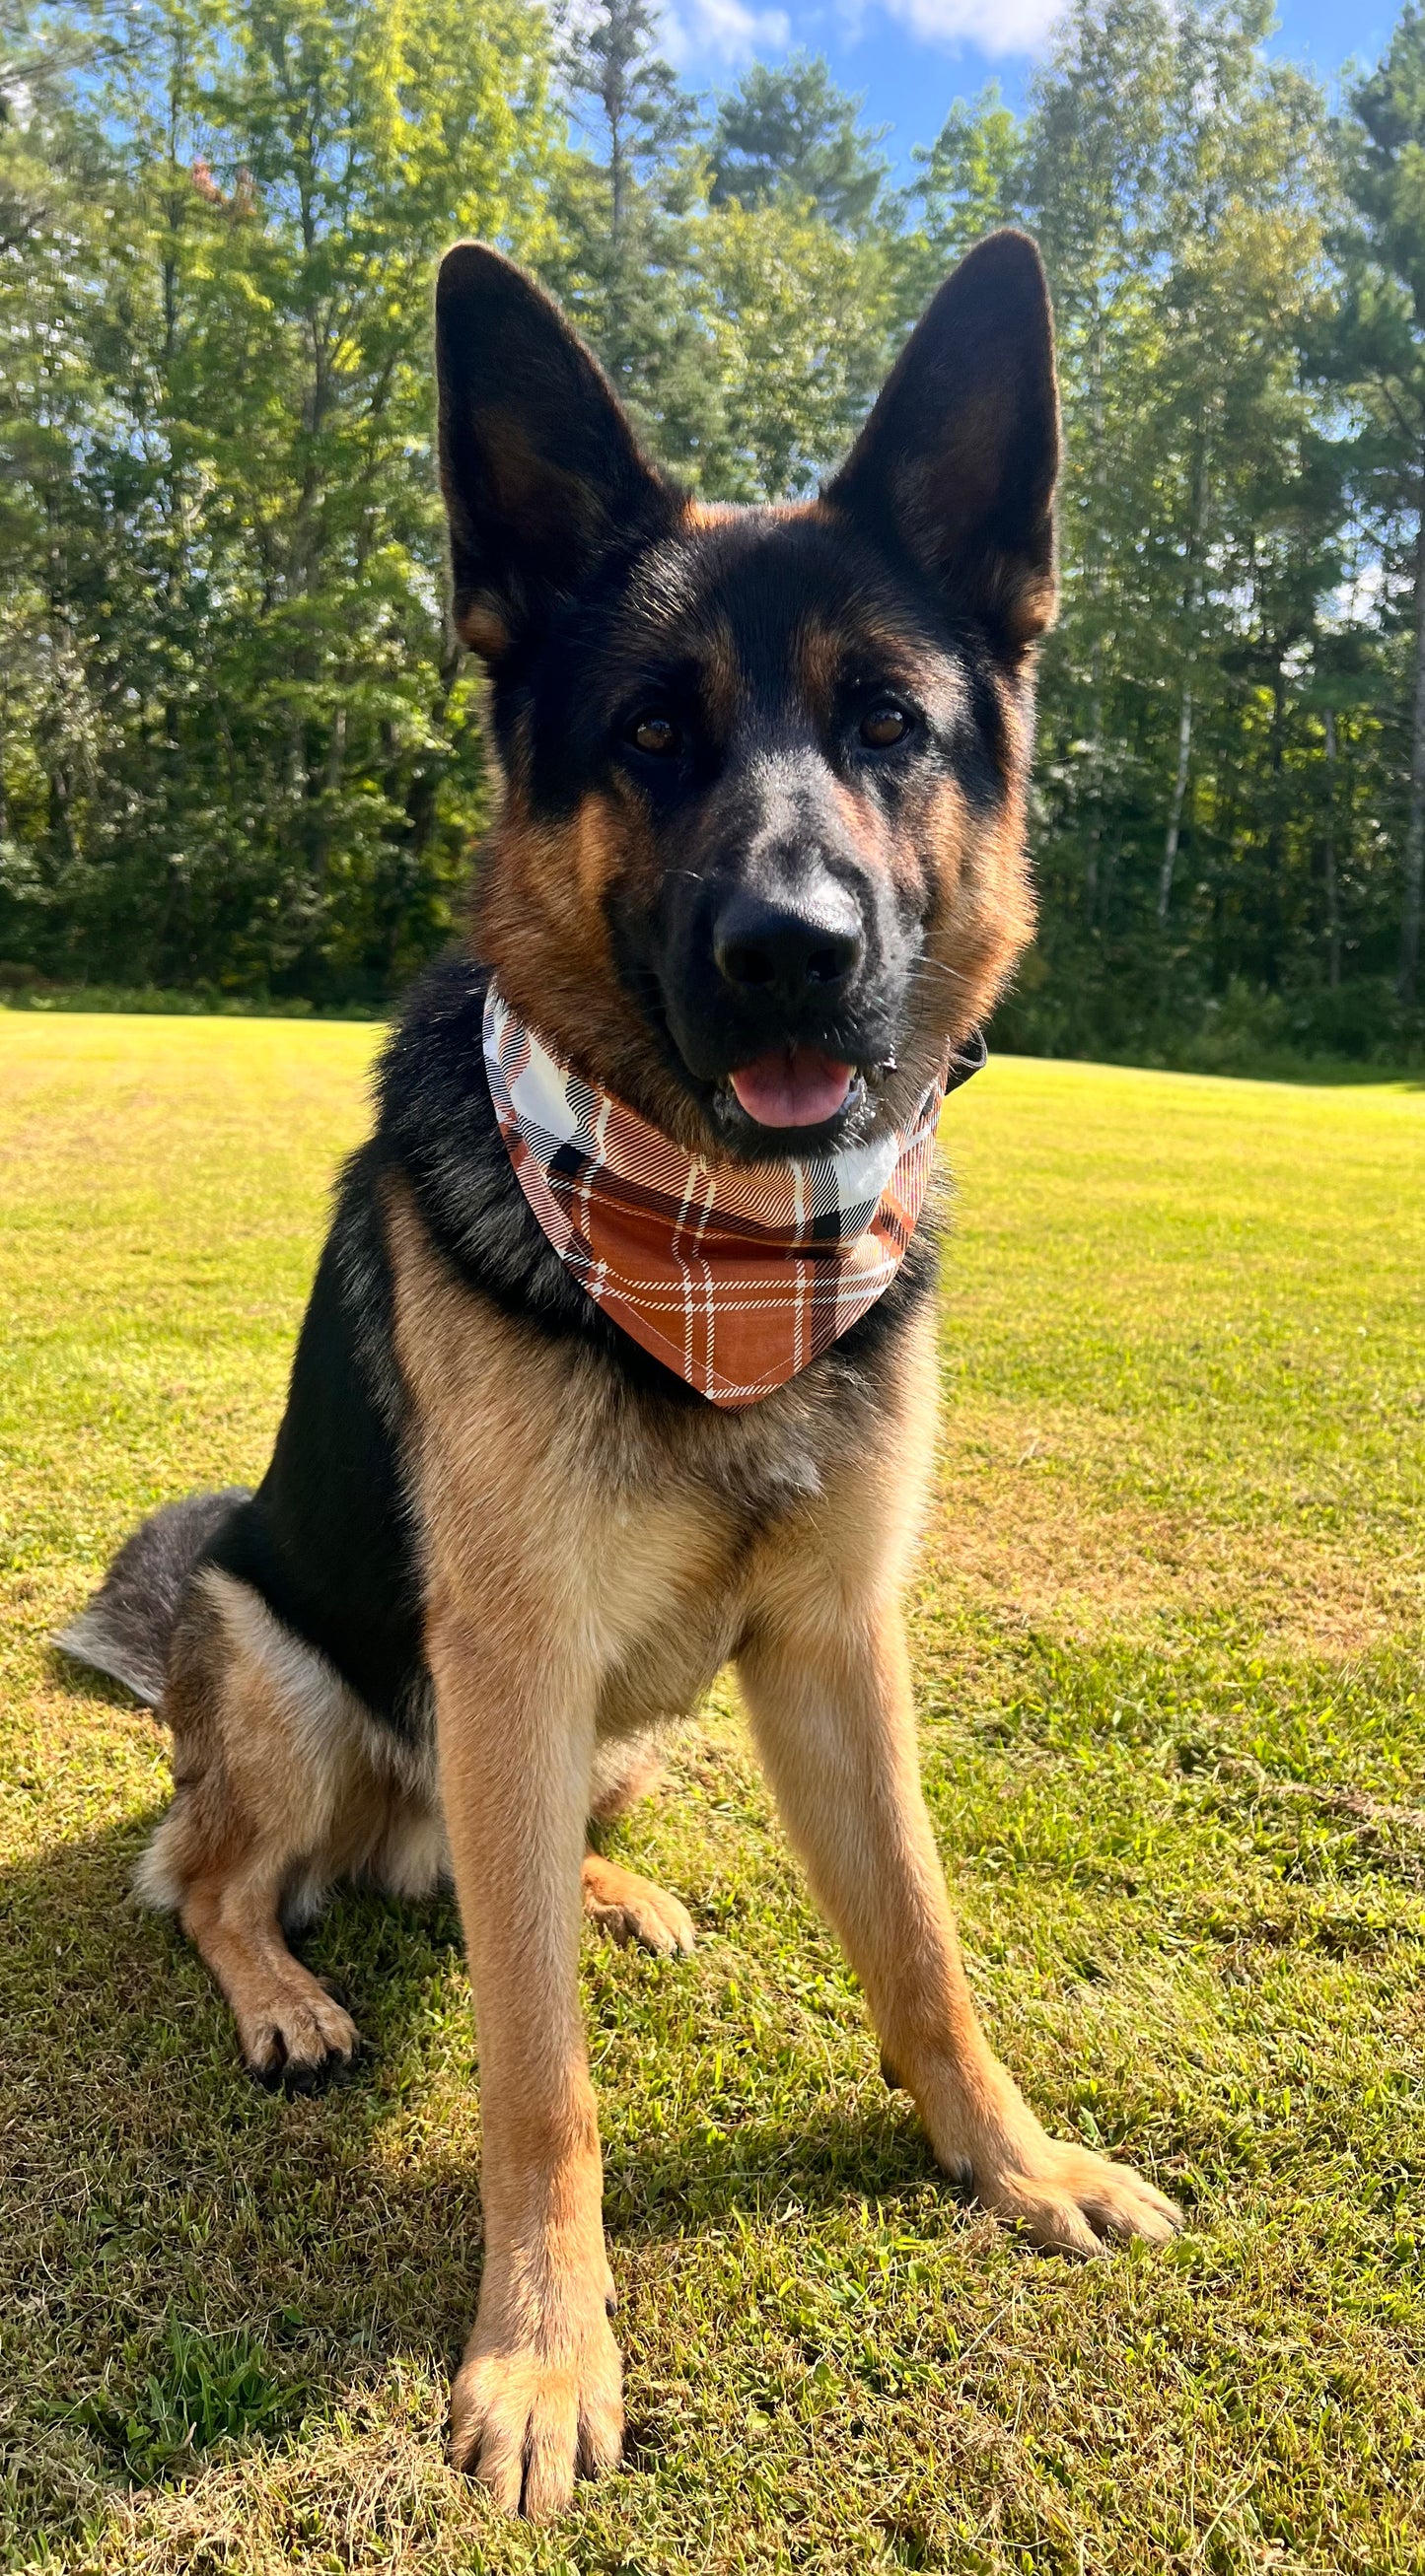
[58, 230, 1179, 2519]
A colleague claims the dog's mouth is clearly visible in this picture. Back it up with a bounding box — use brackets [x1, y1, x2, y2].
[725, 1044, 856, 1133]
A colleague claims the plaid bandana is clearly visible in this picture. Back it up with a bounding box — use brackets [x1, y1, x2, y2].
[483, 983, 980, 1409]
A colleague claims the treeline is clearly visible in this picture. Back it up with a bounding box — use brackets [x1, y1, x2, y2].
[2, 0, 1424, 1065]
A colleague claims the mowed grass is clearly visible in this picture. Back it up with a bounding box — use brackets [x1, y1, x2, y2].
[2, 1012, 1424, 2576]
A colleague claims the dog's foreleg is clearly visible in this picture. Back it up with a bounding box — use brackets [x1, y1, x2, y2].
[738, 1595, 1179, 2255]
[431, 1610, 623, 2518]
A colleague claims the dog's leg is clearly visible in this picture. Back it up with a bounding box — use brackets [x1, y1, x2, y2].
[434, 1617, 623, 2518]
[738, 1599, 1179, 2255]
[178, 1864, 359, 2090]
[142, 1569, 364, 2088]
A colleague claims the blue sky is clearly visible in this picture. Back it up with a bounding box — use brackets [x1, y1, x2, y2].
[663, 1, 1394, 179]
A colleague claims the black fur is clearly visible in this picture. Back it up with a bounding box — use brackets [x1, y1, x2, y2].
[200, 1165, 429, 1738]
[436, 244, 674, 659]
[825, 227, 1060, 648]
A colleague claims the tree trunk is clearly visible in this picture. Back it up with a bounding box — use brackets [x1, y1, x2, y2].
[1323, 707, 1341, 993]
[1082, 654, 1107, 927]
[1085, 298, 1106, 926]
[606, 57, 627, 388]
[1398, 486, 1425, 1008]
[312, 702, 346, 889]
[1262, 663, 1286, 990]
[1157, 683, 1193, 923]
[1159, 420, 1209, 931]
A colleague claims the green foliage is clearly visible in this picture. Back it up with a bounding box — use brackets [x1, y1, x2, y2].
[709, 51, 890, 234]
[1326, 5, 1425, 1005]
[550, 0, 706, 453]
[697, 195, 895, 499]
[0, 0, 555, 997]
[909, 81, 1025, 268]
[4, 0, 1425, 1051]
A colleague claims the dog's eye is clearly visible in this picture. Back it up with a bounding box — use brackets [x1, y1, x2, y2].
[624, 711, 681, 758]
[860, 704, 911, 749]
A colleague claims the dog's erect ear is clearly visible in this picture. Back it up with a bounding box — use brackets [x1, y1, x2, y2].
[436, 244, 674, 662]
[825, 231, 1059, 650]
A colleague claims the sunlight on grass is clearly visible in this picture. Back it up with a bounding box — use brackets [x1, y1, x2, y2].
[1, 1016, 1423, 2573]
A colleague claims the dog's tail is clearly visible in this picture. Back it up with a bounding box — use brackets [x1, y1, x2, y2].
[53, 1488, 251, 1707]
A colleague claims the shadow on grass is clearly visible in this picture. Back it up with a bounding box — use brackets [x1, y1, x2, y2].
[0, 1805, 939, 2535]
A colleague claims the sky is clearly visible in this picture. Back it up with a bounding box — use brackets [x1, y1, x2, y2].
[662, 0, 1395, 177]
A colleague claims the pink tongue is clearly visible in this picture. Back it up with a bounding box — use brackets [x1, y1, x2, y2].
[729, 1046, 854, 1129]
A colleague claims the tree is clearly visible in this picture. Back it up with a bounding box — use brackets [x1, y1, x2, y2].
[0, 0, 557, 993]
[550, 0, 714, 468]
[709, 53, 889, 235]
[909, 84, 1025, 265]
[1333, 6, 1425, 1003]
[1, 0, 1421, 1056]
[995, 0, 1344, 1052]
[698, 195, 893, 498]
[700, 57, 896, 497]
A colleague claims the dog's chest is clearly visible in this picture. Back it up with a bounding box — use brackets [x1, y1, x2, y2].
[573, 1475, 753, 1740]
[580, 1398, 835, 1739]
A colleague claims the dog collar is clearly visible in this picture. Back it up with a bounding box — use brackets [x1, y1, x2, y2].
[482, 983, 982, 1409]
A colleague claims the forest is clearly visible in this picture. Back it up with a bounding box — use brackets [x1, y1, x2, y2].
[2, 0, 1425, 1068]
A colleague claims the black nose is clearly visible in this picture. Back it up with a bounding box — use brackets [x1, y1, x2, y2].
[713, 886, 864, 1004]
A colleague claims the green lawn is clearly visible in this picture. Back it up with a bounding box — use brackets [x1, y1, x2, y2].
[2, 1013, 1424, 2575]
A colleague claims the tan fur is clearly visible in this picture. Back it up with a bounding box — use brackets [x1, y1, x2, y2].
[140, 1568, 408, 2081]
[580, 1852, 694, 1956]
[143, 1553, 694, 2101]
[371, 1177, 1178, 2515]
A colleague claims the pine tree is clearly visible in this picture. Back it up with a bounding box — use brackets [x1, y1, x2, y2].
[709, 54, 889, 235]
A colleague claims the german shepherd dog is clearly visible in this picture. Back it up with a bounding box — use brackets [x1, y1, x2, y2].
[60, 231, 1178, 2517]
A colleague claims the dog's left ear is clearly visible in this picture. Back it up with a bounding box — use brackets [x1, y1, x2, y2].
[825, 230, 1059, 651]
[436, 242, 674, 663]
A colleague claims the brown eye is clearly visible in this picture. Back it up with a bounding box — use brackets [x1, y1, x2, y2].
[626, 711, 680, 758]
[860, 703, 910, 749]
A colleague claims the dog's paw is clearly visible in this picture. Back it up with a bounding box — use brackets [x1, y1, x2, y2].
[582, 1854, 695, 1957]
[450, 2315, 623, 2517]
[239, 1974, 360, 2093]
[965, 2130, 1180, 2255]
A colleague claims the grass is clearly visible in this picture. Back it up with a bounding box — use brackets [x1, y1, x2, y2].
[1, 1012, 1423, 2575]
[0, 984, 385, 1019]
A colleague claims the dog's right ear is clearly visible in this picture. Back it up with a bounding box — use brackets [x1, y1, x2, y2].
[436, 244, 674, 664]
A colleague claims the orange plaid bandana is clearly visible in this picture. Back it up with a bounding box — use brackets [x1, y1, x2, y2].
[484, 984, 978, 1408]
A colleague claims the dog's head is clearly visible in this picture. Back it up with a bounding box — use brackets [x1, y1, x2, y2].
[436, 233, 1057, 1155]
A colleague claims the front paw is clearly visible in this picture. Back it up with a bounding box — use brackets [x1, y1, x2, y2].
[928, 2074, 1180, 2255]
[971, 2129, 1181, 2255]
[450, 2304, 623, 2518]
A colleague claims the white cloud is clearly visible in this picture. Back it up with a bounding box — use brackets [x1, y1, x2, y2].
[662, 0, 793, 62]
[843, 0, 1059, 54]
